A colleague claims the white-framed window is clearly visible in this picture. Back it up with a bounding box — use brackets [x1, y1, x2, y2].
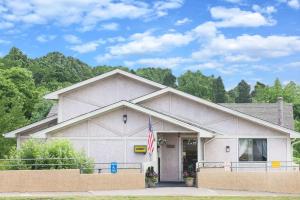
[239, 138, 267, 161]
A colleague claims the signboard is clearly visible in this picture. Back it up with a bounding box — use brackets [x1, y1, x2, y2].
[110, 162, 118, 174]
[271, 161, 281, 168]
[134, 145, 147, 153]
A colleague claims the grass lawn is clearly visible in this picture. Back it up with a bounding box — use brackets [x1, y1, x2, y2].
[0, 197, 300, 200]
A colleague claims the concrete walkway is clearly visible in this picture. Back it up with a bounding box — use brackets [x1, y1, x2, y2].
[0, 187, 299, 197]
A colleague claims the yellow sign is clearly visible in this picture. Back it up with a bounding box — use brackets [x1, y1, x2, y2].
[134, 145, 147, 153]
[271, 161, 281, 168]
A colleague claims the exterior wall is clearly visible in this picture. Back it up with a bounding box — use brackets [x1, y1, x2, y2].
[58, 74, 159, 122]
[197, 169, 300, 194]
[141, 93, 292, 162]
[49, 107, 189, 163]
[0, 169, 144, 192]
[204, 137, 290, 163]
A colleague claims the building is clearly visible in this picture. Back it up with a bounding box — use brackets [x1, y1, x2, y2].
[4, 69, 300, 182]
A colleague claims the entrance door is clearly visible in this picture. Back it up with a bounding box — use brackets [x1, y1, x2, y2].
[159, 134, 180, 182]
[182, 138, 197, 179]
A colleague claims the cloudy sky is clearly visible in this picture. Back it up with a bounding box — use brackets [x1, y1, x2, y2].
[0, 0, 300, 89]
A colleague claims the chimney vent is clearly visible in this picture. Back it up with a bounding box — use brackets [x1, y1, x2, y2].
[277, 97, 284, 126]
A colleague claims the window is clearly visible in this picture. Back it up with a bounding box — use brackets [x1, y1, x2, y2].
[239, 139, 267, 161]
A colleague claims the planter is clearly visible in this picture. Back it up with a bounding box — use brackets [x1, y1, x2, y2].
[146, 181, 157, 188]
[185, 177, 194, 187]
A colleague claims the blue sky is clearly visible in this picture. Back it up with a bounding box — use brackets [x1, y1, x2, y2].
[0, 0, 300, 89]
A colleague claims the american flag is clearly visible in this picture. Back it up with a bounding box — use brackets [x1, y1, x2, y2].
[147, 116, 154, 154]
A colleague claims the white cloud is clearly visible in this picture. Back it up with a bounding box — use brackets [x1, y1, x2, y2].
[100, 22, 119, 31]
[223, 0, 242, 3]
[192, 34, 300, 62]
[70, 39, 105, 54]
[210, 6, 276, 28]
[106, 36, 126, 43]
[252, 5, 277, 14]
[175, 17, 191, 26]
[278, 0, 300, 9]
[64, 34, 82, 44]
[0, 39, 10, 44]
[108, 31, 194, 56]
[0, 0, 183, 31]
[125, 57, 190, 68]
[153, 0, 184, 17]
[36, 34, 56, 43]
[0, 21, 14, 29]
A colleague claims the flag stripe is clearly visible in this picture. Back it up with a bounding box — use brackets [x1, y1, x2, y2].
[147, 116, 154, 153]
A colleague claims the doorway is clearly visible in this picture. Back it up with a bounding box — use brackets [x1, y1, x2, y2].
[158, 133, 198, 183]
[181, 138, 198, 180]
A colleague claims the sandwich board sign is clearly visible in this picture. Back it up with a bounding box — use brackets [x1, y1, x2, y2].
[111, 162, 118, 174]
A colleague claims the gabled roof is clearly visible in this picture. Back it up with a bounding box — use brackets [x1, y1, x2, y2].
[132, 87, 300, 138]
[4, 115, 57, 138]
[31, 101, 216, 139]
[44, 69, 166, 100]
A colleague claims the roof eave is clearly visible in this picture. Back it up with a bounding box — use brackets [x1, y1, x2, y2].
[44, 69, 166, 100]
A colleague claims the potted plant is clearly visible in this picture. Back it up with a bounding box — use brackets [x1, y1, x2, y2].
[145, 166, 158, 188]
[183, 170, 195, 187]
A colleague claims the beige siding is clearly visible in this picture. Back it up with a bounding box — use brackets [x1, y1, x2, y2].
[141, 93, 292, 162]
[50, 107, 189, 163]
[59, 74, 159, 122]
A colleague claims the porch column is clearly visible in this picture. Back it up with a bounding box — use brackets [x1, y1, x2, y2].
[197, 133, 203, 162]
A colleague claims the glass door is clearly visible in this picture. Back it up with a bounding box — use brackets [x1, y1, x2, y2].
[182, 138, 197, 179]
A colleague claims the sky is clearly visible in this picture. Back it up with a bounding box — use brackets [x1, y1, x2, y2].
[0, 0, 300, 89]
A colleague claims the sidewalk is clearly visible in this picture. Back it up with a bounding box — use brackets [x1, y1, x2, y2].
[0, 187, 299, 197]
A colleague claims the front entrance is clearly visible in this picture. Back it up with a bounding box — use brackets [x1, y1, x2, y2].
[158, 133, 197, 182]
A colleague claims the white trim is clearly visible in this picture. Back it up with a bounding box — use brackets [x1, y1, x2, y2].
[3, 115, 57, 138]
[31, 101, 215, 139]
[44, 69, 166, 100]
[133, 87, 300, 138]
[215, 135, 288, 139]
[48, 136, 148, 140]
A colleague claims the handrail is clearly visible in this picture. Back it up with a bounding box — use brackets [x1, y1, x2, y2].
[197, 161, 300, 172]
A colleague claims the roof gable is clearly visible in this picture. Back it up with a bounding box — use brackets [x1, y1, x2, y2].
[31, 101, 216, 138]
[133, 87, 300, 138]
[44, 69, 166, 100]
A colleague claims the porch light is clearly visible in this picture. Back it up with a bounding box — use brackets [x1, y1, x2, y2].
[226, 146, 230, 152]
[123, 114, 127, 124]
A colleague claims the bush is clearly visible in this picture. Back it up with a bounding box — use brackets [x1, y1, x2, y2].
[5, 139, 94, 173]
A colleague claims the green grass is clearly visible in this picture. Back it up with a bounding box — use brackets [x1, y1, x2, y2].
[0, 197, 299, 200]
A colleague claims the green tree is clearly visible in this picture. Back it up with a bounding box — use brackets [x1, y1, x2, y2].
[136, 67, 176, 87]
[212, 76, 226, 103]
[92, 65, 130, 76]
[235, 80, 252, 103]
[178, 70, 213, 100]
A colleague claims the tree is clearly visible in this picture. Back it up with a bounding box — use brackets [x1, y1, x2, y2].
[235, 80, 252, 103]
[136, 67, 176, 87]
[212, 76, 226, 103]
[178, 70, 213, 100]
[92, 65, 130, 76]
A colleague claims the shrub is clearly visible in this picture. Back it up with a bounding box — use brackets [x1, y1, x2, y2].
[5, 139, 94, 173]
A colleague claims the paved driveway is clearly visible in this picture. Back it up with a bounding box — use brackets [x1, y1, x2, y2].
[0, 187, 298, 197]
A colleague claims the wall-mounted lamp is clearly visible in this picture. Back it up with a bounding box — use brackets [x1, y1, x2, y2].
[123, 114, 127, 124]
[226, 146, 230, 152]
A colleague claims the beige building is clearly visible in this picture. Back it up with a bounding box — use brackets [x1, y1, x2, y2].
[4, 69, 300, 182]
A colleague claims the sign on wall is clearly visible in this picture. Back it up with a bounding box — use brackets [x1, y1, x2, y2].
[271, 161, 281, 168]
[111, 162, 118, 173]
[134, 145, 147, 153]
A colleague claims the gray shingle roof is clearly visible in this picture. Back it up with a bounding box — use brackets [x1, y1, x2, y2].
[220, 103, 294, 129]
[46, 101, 295, 130]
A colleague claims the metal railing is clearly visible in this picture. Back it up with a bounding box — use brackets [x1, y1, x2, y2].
[0, 158, 79, 170]
[80, 162, 143, 174]
[0, 158, 143, 174]
[197, 161, 300, 172]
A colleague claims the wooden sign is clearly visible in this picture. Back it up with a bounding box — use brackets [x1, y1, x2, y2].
[134, 145, 147, 153]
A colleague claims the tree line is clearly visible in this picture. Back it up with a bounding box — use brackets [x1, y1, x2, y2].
[0, 47, 299, 158]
